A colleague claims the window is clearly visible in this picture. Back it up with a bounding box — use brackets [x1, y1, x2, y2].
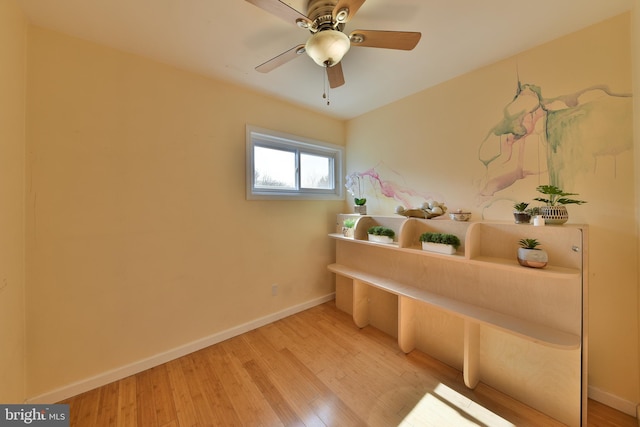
[246, 125, 344, 200]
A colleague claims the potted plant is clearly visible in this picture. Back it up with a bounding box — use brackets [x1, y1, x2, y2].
[419, 232, 461, 255]
[513, 202, 531, 224]
[528, 206, 545, 226]
[533, 185, 586, 224]
[367, 226, 395, 244]
[342, 218, 356, 237]
[517, 238, 548, 268]
[346, 172, 367, 215]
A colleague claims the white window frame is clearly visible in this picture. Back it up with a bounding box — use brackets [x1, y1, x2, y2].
[246, 125, 344, 200]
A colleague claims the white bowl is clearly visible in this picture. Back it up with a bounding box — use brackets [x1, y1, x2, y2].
[450, 212, 471, 221]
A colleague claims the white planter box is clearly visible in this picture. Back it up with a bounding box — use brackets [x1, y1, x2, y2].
[368, 234, 394, 244]
[421, 241, 456, 255]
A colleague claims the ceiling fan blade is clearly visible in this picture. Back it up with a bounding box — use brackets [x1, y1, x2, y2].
[256, 44, 306, 73]
[245, 0, 311, 27]
[332, 0, 365, 23]
[349, 30, 421, 50]
[326, 62, 345, 88]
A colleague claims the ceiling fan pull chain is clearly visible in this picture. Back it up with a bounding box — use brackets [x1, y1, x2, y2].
[322, 69, 330, 106]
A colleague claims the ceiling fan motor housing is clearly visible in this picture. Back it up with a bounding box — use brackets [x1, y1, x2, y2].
[306, 0, 339, 24]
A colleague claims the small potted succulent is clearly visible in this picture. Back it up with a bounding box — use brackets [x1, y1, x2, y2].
[529, 206, 545, 226]
[513, 202, 531, 224]
[342, 218, 356, 237]
[419, 232, 461, 255]
[533, 185, 586, 224]
[517, 238, 548, 268]
[367, 226, 395, 244]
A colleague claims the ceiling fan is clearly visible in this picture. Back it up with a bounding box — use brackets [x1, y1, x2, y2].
[245, 0, 422, 89]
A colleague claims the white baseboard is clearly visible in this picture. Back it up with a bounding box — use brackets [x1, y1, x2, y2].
[27, 293, 335, 404]
[588, 385, 639, 418]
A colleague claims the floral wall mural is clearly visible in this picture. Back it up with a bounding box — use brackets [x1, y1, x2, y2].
[347, 79, 633, 216]
[476, 79, 632, 206]
[355, 165, 445, 208]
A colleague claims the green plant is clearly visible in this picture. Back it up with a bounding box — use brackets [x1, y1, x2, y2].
[343, 218, 356, 229]
[534, 185, 587, 206]
[419, 232, 461, 249]
[354, 198, 367, 206]
[518, 238, 541, 250]
[528, 206, 542, 216]
[513, 202, 529, 212]
[367, 226, 395, 238]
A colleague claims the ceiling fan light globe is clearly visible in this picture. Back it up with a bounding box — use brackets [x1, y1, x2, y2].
[305, 30, 351, 67]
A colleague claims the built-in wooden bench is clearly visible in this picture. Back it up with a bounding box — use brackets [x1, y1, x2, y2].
[328, 262, 580, 389]
[328, 263, 581, 350]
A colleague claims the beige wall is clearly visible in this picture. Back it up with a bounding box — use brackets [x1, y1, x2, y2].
[633, 1, 640, 415]
[0, 0, 27, 403]
[346, 14, 639, 408]
[25, 26, 345, 398]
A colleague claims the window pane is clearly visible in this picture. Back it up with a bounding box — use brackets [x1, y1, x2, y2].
[246, 125, 343, 200]
[301, 153, 333, 189]
[254, 146, 296, 189]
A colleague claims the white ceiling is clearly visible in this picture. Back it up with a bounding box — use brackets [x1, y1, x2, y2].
[16, 0, 635, 119]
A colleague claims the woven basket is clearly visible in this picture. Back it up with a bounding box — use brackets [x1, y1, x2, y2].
[540, 206, 568, 225]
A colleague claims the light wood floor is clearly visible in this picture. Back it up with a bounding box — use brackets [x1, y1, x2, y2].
[60, 301, 637, 426]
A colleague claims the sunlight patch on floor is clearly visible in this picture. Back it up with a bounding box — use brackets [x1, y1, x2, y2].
[399, 383, 515, 427]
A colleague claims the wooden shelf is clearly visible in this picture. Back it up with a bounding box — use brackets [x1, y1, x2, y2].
[330, 232, 581, 278]
[468, 256, 581, 278]
[328, 263, 580, 350]
[330, 215, 588, 426]
[329, 233, 400, 249]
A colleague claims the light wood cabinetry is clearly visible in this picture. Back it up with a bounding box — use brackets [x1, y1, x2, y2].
[330, 215, 588, 426]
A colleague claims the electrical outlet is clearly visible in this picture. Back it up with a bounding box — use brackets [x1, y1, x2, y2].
[271, 284, 278, 296]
